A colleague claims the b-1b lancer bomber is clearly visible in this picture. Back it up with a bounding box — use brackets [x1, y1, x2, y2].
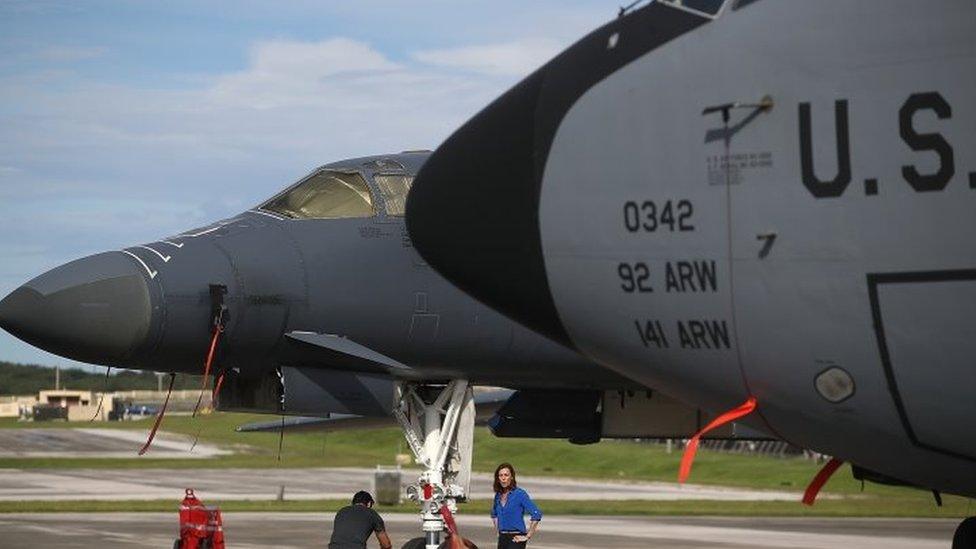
[406, 0, 976, 545]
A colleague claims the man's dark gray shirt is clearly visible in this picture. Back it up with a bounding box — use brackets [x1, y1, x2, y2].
[328, 504, 385, 549]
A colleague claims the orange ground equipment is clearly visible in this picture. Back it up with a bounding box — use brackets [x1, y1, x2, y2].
[175, 488, 225, 549]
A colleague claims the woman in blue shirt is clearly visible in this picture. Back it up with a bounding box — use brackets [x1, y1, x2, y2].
[490, 462, 542, 548]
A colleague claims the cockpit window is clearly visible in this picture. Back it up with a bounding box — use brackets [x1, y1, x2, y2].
[260, 170, 375, 219]
[374, 174, 414, 216]
[659, 0, 727, 17]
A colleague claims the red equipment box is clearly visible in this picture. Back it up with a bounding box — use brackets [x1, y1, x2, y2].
[175, 489, 225, 549]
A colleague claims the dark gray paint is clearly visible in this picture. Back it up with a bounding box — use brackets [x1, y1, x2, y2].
[0, 153, 635, 394]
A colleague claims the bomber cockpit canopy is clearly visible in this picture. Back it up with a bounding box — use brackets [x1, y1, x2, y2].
[257, 155, 421, 220]
[260, 170, 376, 219]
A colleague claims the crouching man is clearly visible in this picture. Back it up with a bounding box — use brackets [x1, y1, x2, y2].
[329, 491, 393, 549]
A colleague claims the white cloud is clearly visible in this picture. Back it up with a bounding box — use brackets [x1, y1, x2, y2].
[413, 38, 564, 77]
[208, 38, 402, 110]
[0, 37, 514, 258]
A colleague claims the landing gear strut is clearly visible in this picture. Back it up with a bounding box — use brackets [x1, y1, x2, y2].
[393, 380, 475, 549]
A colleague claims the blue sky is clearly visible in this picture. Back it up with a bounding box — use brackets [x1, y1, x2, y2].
[0, 1, 618, 368]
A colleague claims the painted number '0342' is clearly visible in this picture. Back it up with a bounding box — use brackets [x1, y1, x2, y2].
[623, 200, 694, 233]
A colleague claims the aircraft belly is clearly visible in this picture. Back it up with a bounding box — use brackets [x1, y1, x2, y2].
[540, 0, 976, 494]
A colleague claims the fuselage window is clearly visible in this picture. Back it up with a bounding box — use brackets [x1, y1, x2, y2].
[260, 170, 375, 219]
[660, 0, 727, 17]
[374, 174, 414, 216]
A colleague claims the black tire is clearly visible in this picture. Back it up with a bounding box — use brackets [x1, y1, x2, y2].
[401, 537, 427, 549]
[198, 539, 211, 549]
[954, 517, 976, 549]
[173, 540, 181, 549]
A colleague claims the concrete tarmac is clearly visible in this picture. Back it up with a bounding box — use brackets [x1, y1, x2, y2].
[0, 428, 228, 458]
[0, 467, 802, 502]
[0, 513, 956, 548]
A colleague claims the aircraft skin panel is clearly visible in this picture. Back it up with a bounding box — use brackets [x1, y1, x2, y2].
[209, 217, 308, 369]
[536, 0, 976, 495]
[870, 273, 976, 460]
[723, 0, 976, 491]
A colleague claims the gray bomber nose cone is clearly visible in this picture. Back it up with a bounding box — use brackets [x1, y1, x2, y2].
[0, 252, 153, 365]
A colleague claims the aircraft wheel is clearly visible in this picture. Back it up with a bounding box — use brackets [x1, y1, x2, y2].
[401, 537, 426, 549]
[173, 540, 181, 549]
[954, 517, 976, 549]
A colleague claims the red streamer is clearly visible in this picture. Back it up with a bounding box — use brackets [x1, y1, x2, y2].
[802, 457, 844, 505]
[138, 373, 176, 456]
[439, 505, 459, 536]
[211, 369, 226, 407]
[439, 505, 465, 549]
[192, 324, 223, 417]
[678, 396, 758, 483]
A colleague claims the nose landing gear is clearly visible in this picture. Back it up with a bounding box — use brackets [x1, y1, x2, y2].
[393, 380, 477, 549]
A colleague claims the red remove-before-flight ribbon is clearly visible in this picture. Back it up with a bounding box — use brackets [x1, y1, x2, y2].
[802, 457, 844, 505]
[439, 505, 465, 549]
[138, 372, 176, 456]
[192, 323, 224, 418]
[678, 396, 758, 483]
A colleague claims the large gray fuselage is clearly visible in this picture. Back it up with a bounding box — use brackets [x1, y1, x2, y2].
[0, 153, 631, 391]
[408, 1, 976, 496]
[541, 1, 976, 493]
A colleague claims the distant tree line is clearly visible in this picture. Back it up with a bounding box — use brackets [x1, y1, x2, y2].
[0, 361, 203, 395]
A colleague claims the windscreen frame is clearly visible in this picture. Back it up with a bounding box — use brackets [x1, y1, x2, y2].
[257, 168, 377, 220]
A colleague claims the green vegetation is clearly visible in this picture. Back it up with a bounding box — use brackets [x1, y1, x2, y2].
[1, 411, 973, 517]
[0, 413, 934, 496]
[0, 361, 201, 394]
[0, 497, 971, 518]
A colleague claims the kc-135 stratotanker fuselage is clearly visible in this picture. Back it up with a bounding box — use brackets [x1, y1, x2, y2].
[407, 0, 976, 502]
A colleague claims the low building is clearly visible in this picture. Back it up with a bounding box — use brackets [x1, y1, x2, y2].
[0, 388, 211, 421]
[38, 389, 94, 407]
[0, 395, 38, 418]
